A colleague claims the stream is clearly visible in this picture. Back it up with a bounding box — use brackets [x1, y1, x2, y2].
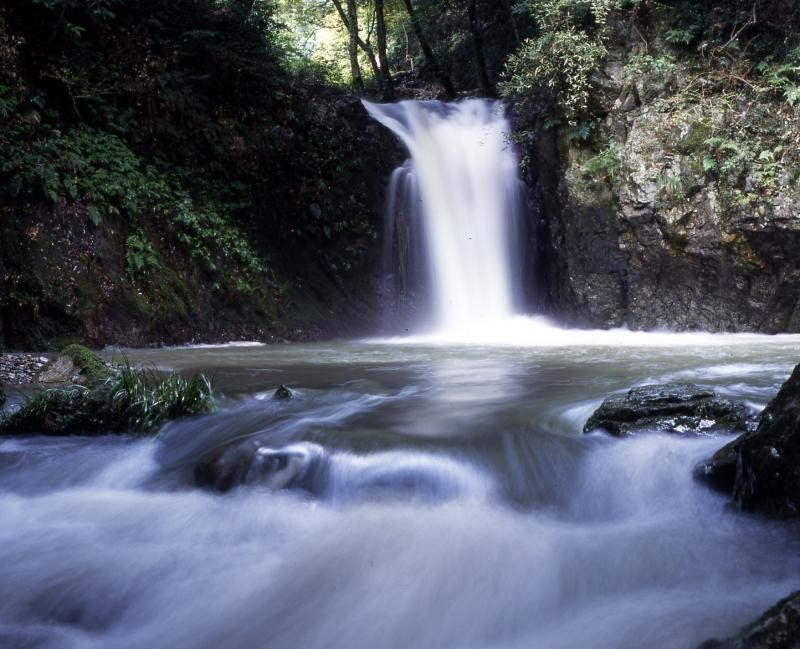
[2, 329, 800, 648]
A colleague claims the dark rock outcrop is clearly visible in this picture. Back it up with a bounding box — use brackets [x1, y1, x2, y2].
[696, 590, 800, 649]
[583, 383, 753, 437]
[274, 385, 295, 400]
[194, 441, 324, 493]
[696, 364, 800, 518]
[521, 15, 800, 333]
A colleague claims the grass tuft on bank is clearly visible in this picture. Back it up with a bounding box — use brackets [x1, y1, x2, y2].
[0, 363, 214, 436]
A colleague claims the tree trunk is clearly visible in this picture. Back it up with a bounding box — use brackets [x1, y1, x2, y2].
[331, 0, 381, 93]
[505, 0, 521, 45]
[375, 0, 394, 100]
[346, 0, 365, 92]
[467, 0, 494, 97]
[401, 0, 455, 98]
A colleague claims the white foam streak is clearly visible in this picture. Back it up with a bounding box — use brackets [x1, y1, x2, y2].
[370, 314, 800, 347]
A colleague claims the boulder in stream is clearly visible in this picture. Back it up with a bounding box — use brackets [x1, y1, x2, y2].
[583, 383, 753, 437]
[274, 384, 294, 400]
[194, 441, 323, 492]
[696, 590, 800, 649]
[696, 363, 800, 518]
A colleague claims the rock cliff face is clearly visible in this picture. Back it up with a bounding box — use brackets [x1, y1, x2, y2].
[524, 20, 800, 332]
[697, 362, 800, 518]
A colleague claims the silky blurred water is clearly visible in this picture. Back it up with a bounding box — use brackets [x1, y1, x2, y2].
[2, 333, 800, 649]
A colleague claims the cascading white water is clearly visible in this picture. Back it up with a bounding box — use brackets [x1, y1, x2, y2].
[364, 99, 524, 333]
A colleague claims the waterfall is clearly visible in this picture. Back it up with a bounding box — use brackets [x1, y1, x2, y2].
[364, 99, 524, 334]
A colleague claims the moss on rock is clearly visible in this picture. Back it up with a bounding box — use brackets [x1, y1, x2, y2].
[62, 344, 109, 385]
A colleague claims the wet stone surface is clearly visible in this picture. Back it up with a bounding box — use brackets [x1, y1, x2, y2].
[584, 383, 754, 438]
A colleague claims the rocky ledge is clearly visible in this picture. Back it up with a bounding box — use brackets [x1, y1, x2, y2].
[583, 383, 753, 437]
[696, 363, 800, 519]
[697, 590, 800, 649]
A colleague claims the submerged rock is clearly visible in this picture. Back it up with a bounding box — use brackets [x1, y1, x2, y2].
[696, 363, 800, 518]
[194, 441, 324, 492]
[274, 384, 294, 400]
[583, 383, 753, 437]
[696, 590, 800, 649]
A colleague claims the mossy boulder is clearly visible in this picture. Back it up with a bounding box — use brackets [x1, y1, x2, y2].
[696, 590, 800, 649]
[62, 344, 110, 385]
[584, 383, 753, 437]
[696, 363, 800, 518]
[35, 344, 109, 386]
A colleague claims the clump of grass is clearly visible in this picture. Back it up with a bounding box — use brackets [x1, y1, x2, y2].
[0, 385, 111, 435]
[0, 363, 214, 436]
[105, 364, 214, 432]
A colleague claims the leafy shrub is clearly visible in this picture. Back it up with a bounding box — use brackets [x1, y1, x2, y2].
[756, 48, 800, 107]
[500, 0, 622, 121]
[624, 54, 677, 81]
[582, 143, 621, 181]
[125, 232, 162, 280]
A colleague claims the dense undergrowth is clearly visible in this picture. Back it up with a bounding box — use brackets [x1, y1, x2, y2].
[0, 0, 390, 349]
[500, 0, 800, 217]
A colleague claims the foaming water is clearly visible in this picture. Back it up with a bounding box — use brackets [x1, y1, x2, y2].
[3, 341, 800, 649]
[370, 314, 800, 347]
[364, 99, 523, 331]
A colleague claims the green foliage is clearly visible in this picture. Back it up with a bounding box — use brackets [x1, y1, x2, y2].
[125, 232, 161, 280]
[624, 54, 677, 81]
[703, 136, 747, 175]
[0, 363, 214, 435]
[655, 170, 687, 203]
[582, 143, 621, 181]
[753, 146, 785, 193]
[2, 126, 147, 212]
[500, 0, 628, 121]
[105, 363, 214, 432]
[756, 48, 800, 107]
[0, 385, 100, 434]
[702, 129, 787, 195]
[62, 343, 109, 385]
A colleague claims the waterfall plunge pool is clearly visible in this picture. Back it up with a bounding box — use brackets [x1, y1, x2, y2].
[2, 333, 800, 649]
